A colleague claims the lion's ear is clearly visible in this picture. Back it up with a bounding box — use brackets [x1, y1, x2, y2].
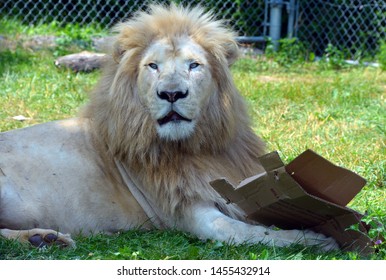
[224, 41, 239, 66]
[112, 42, 126, 63]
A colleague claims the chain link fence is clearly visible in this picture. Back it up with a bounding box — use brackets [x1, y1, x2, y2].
[0, 0, 266, 37]
[296, 0, 386, 58]
[1, 0, 385, 58]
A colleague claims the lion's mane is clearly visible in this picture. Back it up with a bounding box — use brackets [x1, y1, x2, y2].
[83, 4, 265, 219]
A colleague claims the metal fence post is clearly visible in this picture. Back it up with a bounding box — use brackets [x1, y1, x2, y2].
[287, 0, 296, 38]
[269, 0, 284, 51]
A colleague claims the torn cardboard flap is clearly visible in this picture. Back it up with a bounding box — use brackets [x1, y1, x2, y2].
[286, 150, 366, 206]
[210, 149, 374, 254]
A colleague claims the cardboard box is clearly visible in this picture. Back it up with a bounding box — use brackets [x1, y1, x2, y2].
[210, 150, 374, 254]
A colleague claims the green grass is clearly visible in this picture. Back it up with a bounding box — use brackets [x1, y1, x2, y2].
[1, 230, 358, 260]
[234, 59, 385, 191]
[0, 22, 385, 260]
[0, 50, 97, 132]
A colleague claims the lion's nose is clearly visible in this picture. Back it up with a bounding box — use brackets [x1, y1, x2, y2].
[157, 90, 188, 103]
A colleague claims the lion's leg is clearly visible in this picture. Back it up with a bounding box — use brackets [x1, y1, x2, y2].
[182, 203, 338, 251]
[0, 228, 75, 248]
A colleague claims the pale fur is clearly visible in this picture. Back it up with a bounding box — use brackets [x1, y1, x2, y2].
[82, 4, 267, 218]
[0, 4, 338, 250]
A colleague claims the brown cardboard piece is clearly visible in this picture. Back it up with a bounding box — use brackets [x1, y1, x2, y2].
[210, 150, 374, 255]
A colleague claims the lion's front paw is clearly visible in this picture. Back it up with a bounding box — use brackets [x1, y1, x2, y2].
[271, 229, 339, 251]
[1, 228, 76, 248]
[302, 230, 339, 251]
[27, 230, 76, 248]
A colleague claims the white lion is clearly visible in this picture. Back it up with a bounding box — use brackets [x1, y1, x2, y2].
[0, 4, 337, 251]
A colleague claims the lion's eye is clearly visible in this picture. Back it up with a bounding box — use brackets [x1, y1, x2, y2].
[148, 63, 158, 70]
[189, 62, 200, 70]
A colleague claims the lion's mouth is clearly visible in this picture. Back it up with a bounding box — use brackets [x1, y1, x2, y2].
[157, 111, 192, 126]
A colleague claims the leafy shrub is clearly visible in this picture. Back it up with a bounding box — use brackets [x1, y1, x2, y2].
[265, 38, 313, 67]
[377, 41, 386, 71]
[320, 44, 348, 70]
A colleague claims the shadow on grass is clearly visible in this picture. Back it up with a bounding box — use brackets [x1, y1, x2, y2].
[0, 48, 34, 74]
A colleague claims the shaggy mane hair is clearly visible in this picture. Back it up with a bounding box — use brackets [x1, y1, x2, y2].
[82, 4, 266, 219]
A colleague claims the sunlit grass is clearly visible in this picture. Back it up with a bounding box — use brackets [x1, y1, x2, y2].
[0, 21, 385, 259]
[0, 49, 97, 131]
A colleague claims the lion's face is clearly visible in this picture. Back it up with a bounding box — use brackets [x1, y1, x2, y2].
[137, 37, 214, 141]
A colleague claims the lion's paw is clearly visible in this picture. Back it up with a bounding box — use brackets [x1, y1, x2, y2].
[302, 230, 339, 251]
[27, 230, 76, 248]
[1, 228, 76, 248]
